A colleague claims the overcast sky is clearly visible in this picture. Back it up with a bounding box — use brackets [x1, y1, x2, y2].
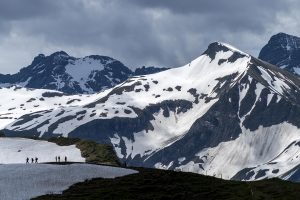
[0, 0, 299, 73]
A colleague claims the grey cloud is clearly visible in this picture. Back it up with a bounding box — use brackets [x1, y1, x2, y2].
[130, 0, 289, 32]
[0, 0, 299, 73]
[129, 0, 287, 14]
[0, 0, 61, 20]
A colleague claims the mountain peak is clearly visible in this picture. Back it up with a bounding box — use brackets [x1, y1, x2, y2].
[218, 42, 247, 55]
[270, 32, 297, 40]
[49, 51, 70, 58]
[203, 42, 248, 61]
[266, 32, 300, 49]
[0, 50, 169, 94]
[259, 32, 300, 75]
[31, 54, 46, 65]
[37, 53, 45, 58]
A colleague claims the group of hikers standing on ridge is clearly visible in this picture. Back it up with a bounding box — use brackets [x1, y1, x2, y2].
[26, 157, 38, 164]
[55, 156, 67, 163]
[25, 156, 68, 164]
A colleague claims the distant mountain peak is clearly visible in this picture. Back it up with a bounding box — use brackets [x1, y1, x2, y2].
[0, 51, 169, 94]
[37, 53, 45, 58]
[270, 32, 296, 39]
[268, 32, 300, 50]
[259, 32, 300, 75]
[49, 51, 69, 57]
[85, 55, 114, 61]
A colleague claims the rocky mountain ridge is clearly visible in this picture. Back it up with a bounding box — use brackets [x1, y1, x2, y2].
[0, 51, 167, 94]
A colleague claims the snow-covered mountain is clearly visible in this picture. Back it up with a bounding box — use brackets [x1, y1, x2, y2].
[0, 86, 102, 130]
[2, 42, 300, 181]
[0, 51, 167, 94]
[259, 32, 300, 76]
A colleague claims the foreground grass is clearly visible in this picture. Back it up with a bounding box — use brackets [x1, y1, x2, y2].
[34, 167, 300, 200]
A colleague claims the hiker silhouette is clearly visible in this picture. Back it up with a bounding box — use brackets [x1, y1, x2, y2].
[31, 158, 34, 163]
[35, 157, 38, 163]
[55, 156, 57, 162]
[26, 157, 29, 164]
[58, 156, 60, 162]
[64, 156, 67, 162]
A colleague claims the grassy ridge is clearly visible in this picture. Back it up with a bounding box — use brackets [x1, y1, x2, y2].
[48, 137, 120, 166]
[34, 167, 300, 200]
[0, 135, 121, 166]
[76, 140, 120, 166]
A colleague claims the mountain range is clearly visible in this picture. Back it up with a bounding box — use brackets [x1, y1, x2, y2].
[0, 52, 167, 94]
[1, 33, 300, 182]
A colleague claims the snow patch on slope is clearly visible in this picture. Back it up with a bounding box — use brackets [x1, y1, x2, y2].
[175, 123, 300, 179]
[0, 86, 109, 130]
[65, 57, 109, 92]
[0, 138, 84, 163]
[111, 98, 218, 159]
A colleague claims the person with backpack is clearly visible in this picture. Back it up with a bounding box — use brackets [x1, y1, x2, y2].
[35, 157, 38, 163]
[58, 156, 60, 162]
[26, 157, 29, 164]
[31, 158, 34, 163]
[64, 156, 67, 162]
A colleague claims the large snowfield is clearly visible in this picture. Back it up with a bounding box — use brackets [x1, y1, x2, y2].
[0, 138, 137, 200]
[0, 138, 85, 164]
[0, 164, 137, 200]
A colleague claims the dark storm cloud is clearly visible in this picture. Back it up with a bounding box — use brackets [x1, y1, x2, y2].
[130, 0, 286, 14]
[0, 0, 61, 20]
[0, 0, 298, 73]
[130, 0, 288, 32]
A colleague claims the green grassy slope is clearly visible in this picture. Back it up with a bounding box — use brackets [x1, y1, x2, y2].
[48, 137, 120, 166]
